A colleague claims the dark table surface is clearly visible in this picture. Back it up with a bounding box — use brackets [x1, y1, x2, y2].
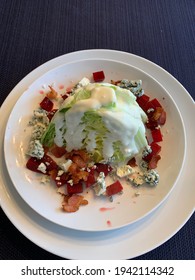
[0, 0, 194, 260]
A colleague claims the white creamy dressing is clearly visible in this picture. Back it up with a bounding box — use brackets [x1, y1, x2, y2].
[91, 86, 117, 106]
[53, 83, 147, 161]
[53, 112, 65, 147]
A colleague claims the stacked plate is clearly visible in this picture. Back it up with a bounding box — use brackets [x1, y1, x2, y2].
[0, 50, 194, 259]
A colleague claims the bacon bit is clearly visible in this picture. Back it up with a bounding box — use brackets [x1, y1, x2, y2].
[68, 162, 89, 184]
[157, 109, 166, 125]
[62, 194, 88, 212]
[64, 150, 90, 184]
[50, 144, 67, 158]
[68, 162, 78, 173]
[62, 205, 78, 212]
[147, 106, 166, 127]
[65, 149, 89, 163]
[47, 85, 58, 99]
[72, 155, 86, 168]
[151, 107, 163, 121]
[72, 170, 89, 184]
[111, 79, 121, 85]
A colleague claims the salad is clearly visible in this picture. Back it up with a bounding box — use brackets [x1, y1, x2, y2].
[26, 71, 166, 212]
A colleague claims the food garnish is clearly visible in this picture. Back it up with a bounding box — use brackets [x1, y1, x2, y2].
[26, 72, 166, 212]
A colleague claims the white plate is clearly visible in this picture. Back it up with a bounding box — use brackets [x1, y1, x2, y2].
[4, 59, 185, 231]
[0, 50, 194, 259]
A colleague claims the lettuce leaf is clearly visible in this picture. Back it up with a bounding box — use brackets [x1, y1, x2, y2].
[41, 82, 148, 164]
[81, 111, 109, 162]
[41, 122, 55, 147]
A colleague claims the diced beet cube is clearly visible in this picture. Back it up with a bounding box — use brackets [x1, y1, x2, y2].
[26, 157, 43, 174]
[61, 92, 71, 100]
[26, 154, 57, 175]
[151, 128, 163, 142]
[145, 98, 162, 112]
[42, 154, 58, 171]
[127, 157, 137, 167]
[67, 182, 83, 195]
[143, 142, 161, 162]
[150, 98, 162, 108]
[40, 97, 54, 111]
[47, 109, 57, 121]
[150, 142, 161, 154]
[106, 180, 123, 196]
[85, 169, 96, 188]
[52, 171, 69, 187]
[93, 71, 105, 82]
[95, 163, 113, 176]
[148, 154, 161, 169]
[136, 94, 150, 111]
[146, 106, 166, 128]
[145, 120, 158, 130]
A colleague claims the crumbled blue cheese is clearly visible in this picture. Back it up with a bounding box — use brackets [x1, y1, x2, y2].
[71, 77, 90, 93]
[29, 108, 49, 126]
[144, 169, 159, 186]
[40, 175, 50, 184]
[142, 145, 152, 157]
[37, 162, 47, 173]
[31, 122, 47, 140]
[27, 107, 50, 159]
[128, 172, 145, 187]
[139, 160, 149, 171]
[59, 159, 72, 172]
[68, 179, 74, 186]
[116, 165, 134, 178]
[116, 79, 144, 97]
[57, 170, 64, 176]
[27, 140, 44, 159]
[93, 172, 106, 196]
[78, 77, 90, 87]
[134, 191, 141, 197]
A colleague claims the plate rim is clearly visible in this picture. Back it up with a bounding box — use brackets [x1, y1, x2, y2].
[3, 56, 187, 232]
[0, 49, 194, 259]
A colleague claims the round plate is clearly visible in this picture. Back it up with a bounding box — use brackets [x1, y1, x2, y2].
[4, 58, 185, 231]
[0, 50, 194, 259]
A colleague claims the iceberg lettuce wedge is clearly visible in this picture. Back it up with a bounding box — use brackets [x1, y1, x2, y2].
[41, 82, 148, 164]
